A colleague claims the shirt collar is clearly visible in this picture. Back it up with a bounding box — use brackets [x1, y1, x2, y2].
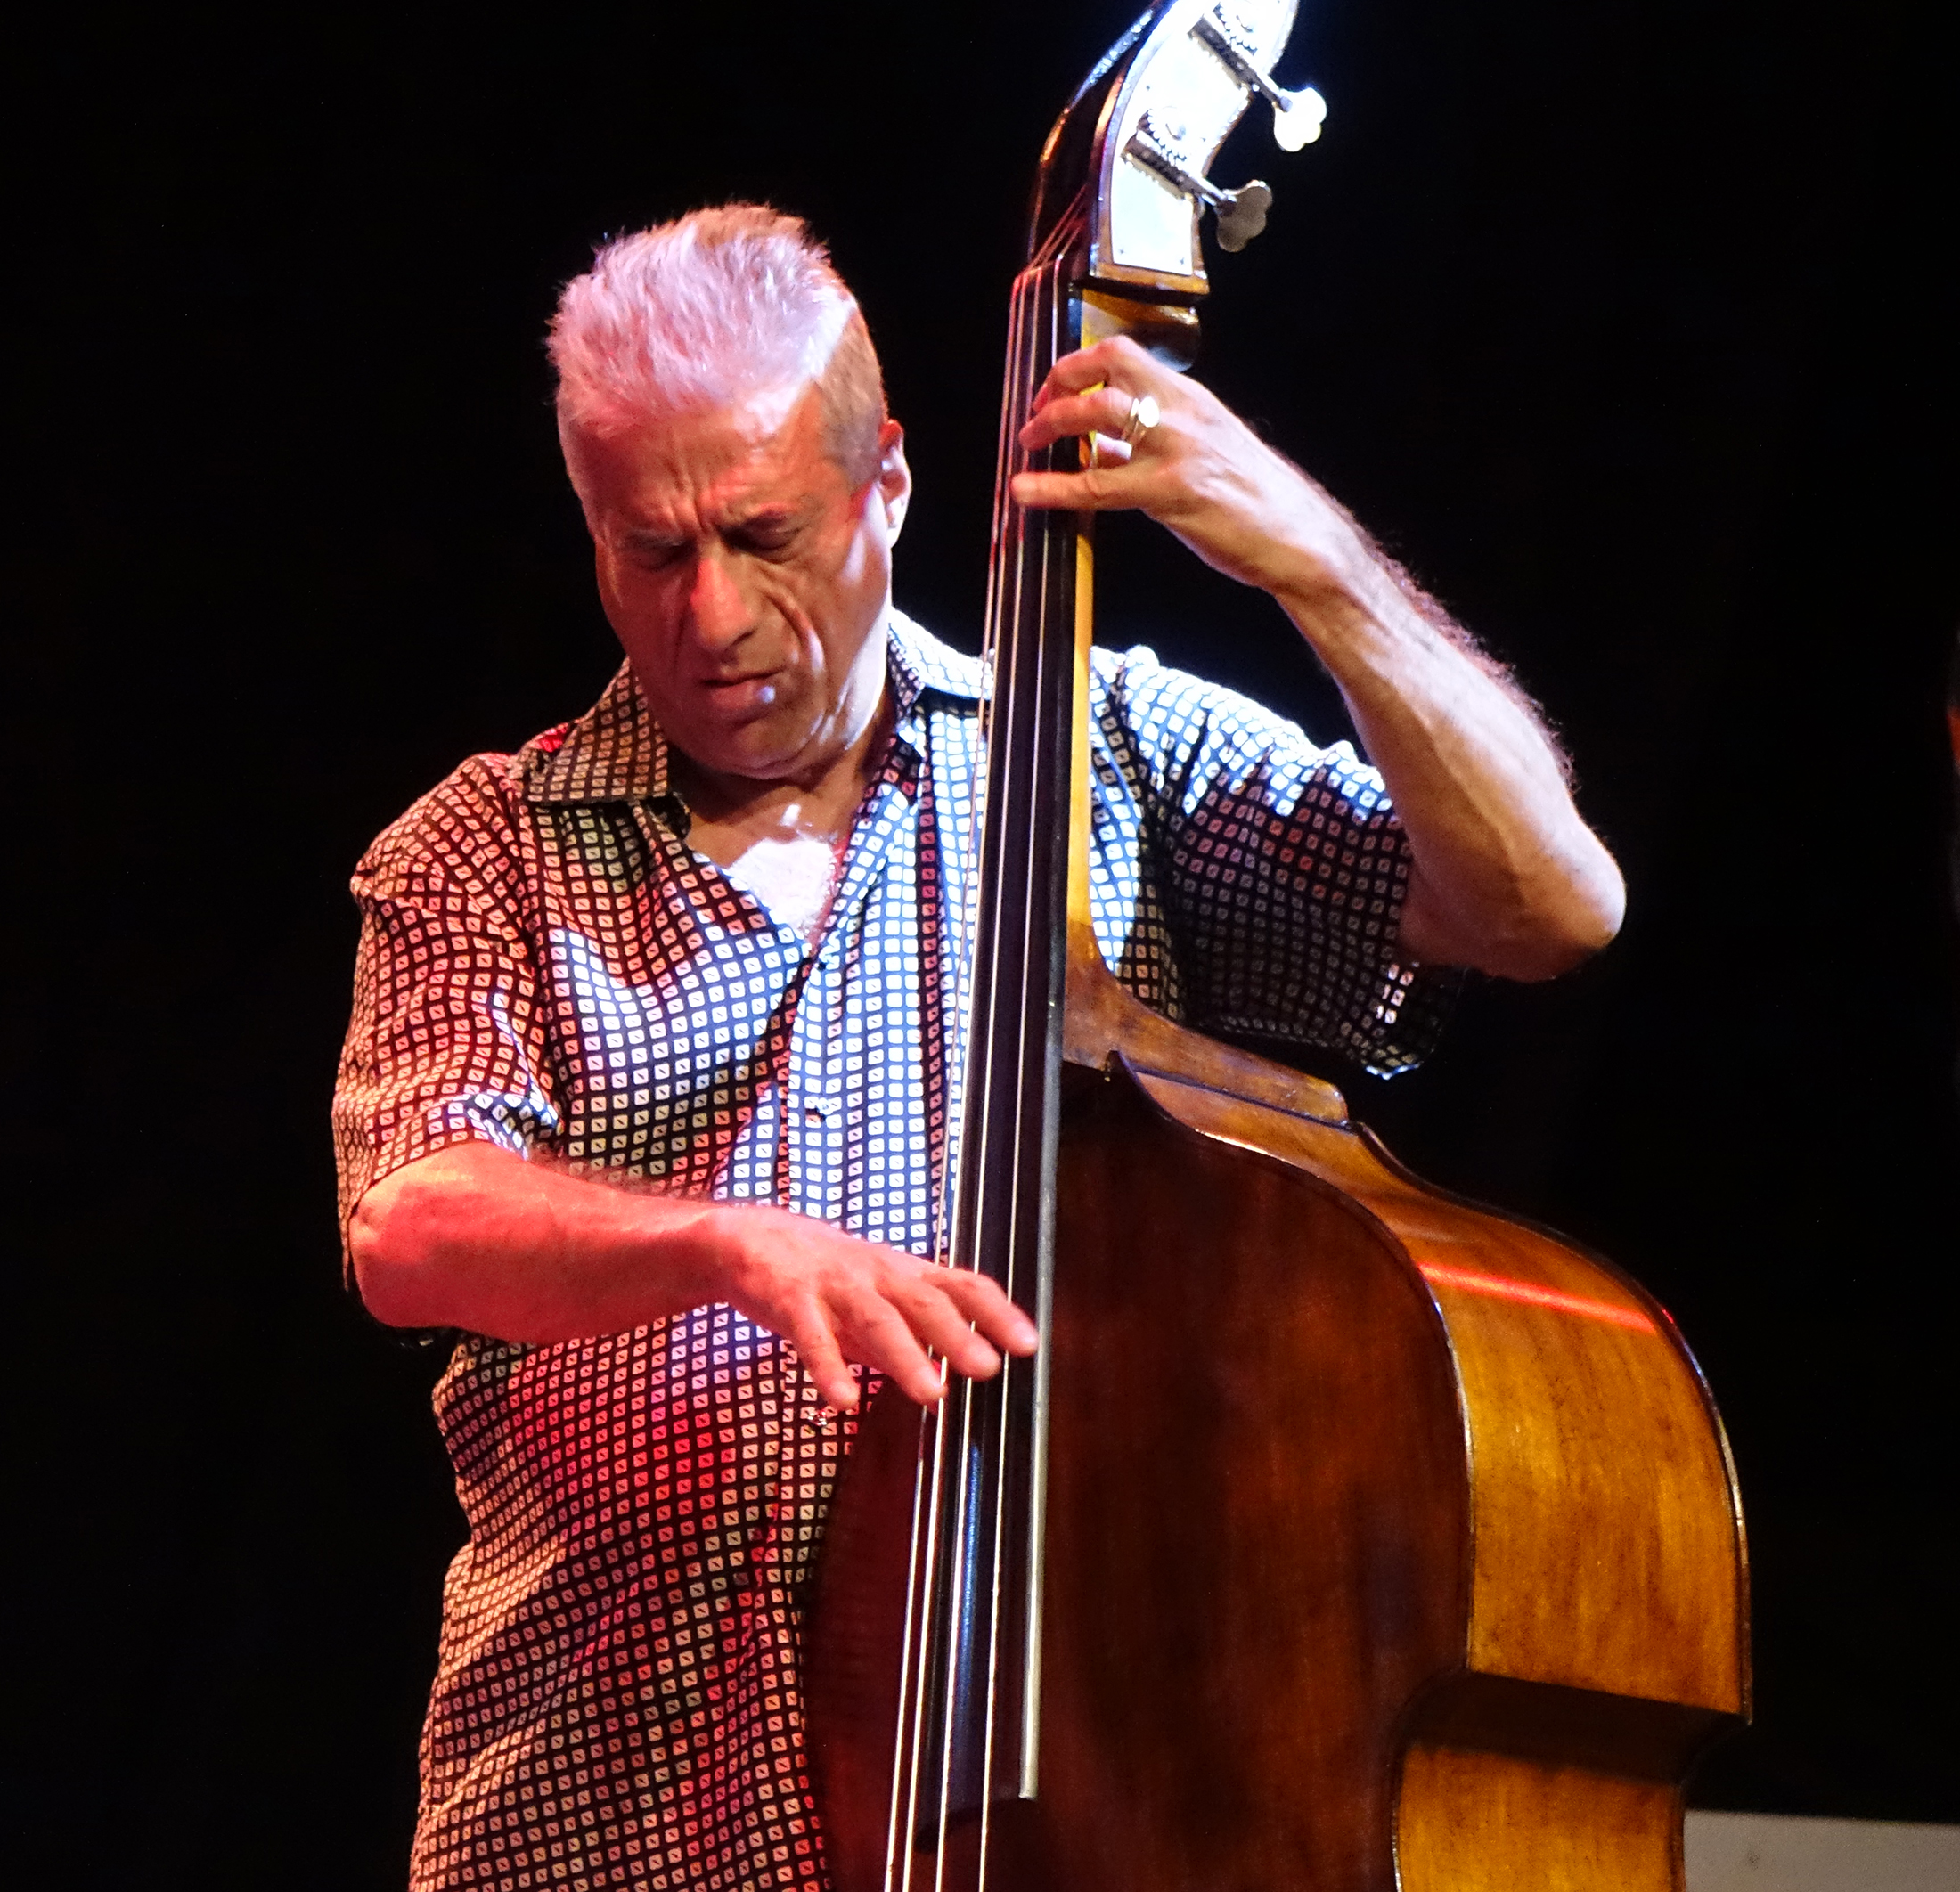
[886, 608, 986, 714]
[521, 608, 986, 808]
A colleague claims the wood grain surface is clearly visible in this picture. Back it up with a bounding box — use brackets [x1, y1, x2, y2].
[808, 963, 1748, 1890]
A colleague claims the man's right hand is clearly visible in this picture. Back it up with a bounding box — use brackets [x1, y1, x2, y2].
[349, 1142, 1037, 1412]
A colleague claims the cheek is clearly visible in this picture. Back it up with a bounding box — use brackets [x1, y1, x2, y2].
[830, 515, 889, 603]
[600, 556, 674, 632]
[835, 534, 871, 590]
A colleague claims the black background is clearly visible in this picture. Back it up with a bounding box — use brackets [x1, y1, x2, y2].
[9, 1, 1955, 1883]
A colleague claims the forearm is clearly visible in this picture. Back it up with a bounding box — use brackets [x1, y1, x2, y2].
[1010, 337, 1623, 981]
[347, 1141, 1037, 1408]
[350, 1143, 726, 1342]
[1273, 542, 1625, 981]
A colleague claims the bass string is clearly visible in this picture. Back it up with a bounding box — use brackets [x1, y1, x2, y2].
[971, 234, 1080, 1885]
[958, 241, 1075, 1887]
[889, 254, 1037, 1892]
[975, 242, 1072, 1892]
[936, 252, 1044, 1890]
[943, 255, 1037, 1892]
[890, 224, 1076, 1892]
[967, 251, 1049, 1891]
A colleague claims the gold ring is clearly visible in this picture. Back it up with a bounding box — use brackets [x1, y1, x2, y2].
[1121, 392, 1161, 444]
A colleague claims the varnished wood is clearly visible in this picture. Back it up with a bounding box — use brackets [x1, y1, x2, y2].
[1398, 1746, 1685, 1891]
[1034, 1064, 1467, 1890]
[1065, 942, 1350, 1124]
[814, 1055, 1469, 1890]
[811, 1011, 1748, 1890]
[1126, 1050, 1748, 1718]
[806, 9, 1745, 1886]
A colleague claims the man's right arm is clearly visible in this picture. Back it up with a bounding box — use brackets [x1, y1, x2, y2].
[350, 1145, 1035, 1412]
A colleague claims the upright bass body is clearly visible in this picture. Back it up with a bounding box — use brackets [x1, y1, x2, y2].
[808, 5, 1746, 1886]
[814, 977, 1747, 1891]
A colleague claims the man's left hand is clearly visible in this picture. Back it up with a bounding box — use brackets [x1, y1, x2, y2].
[1009, 334, 1627, 983]
[1011, 335, 1360, 602]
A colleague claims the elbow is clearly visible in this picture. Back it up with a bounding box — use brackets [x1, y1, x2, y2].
[1497, 915, 1618, 982]
[1403, 846, 1625, 983]
[1483, 863, 1626, 983]
[350, 1162, 463, 1329]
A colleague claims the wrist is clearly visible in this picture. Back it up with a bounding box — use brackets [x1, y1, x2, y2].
[629, 1192, 739, 1305]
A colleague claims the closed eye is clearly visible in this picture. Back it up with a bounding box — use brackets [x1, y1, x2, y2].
[622, 533, 690, 570]
[725, 510, 804, 558]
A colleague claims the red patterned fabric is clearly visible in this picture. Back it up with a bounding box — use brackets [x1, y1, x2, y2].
[333, 615, 1441, 1889]
[421, 1317, 845, 1890]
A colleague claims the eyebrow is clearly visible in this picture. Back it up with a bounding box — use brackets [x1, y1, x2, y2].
[723, 505, 804, 535]
[620, 504, 806, 550]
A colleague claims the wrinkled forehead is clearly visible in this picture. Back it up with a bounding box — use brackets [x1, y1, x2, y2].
[564, 379, 839, 524]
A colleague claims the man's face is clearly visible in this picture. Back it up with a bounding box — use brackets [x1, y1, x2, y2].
[570, 383, 910, 789]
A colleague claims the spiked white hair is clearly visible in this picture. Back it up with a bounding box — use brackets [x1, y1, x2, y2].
[548, 204, 886, 485]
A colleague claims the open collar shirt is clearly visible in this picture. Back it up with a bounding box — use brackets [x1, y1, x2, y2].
[332, 611, 1444, 1892]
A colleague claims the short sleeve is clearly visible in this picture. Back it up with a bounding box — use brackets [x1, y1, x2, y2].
[331, 757, 563, 1255]
[1092, 645, 1455, 1077]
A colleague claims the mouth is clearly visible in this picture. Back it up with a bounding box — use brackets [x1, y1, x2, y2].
[699, 671, 786, 717]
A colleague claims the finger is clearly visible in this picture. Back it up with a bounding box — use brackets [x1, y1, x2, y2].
[929, 1268, 1041, 1356]
[780, 1295, 866, 1413]
[837, 1293, 950, 1407]
[1019, 386, 1137, 453]
[893, 1283, 1004, 1383]
[1032, 336, 1157, 406]
[1011, 467, 1146, 513]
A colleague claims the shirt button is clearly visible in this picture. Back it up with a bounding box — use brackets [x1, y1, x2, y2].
[804, 1106, 825, 1124]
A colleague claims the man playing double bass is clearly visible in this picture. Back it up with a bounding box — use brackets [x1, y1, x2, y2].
[334, 205, 1622, 1890]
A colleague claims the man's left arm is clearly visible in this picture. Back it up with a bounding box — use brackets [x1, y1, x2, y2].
[1015, 336, 1624, 982]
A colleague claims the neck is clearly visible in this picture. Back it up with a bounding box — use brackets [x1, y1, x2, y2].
[672, 683, 893, 836]
[670, 606, 894, 828]
[672, 690, 893, 942]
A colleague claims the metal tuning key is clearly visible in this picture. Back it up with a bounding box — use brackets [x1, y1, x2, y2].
[1086, 0, 1317, 292]
[1193, 5, 1327, 152]
[1125, 118, 1274, 253]
[1212, 181, 1273, 252]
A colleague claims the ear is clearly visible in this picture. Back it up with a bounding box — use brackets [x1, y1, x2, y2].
[875, 420, 911, 543]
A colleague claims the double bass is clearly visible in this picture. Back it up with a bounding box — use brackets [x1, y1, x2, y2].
[808, 5, 1749, 1887]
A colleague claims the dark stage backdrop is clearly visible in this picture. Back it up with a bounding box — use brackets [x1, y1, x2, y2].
[10, 2, 1955, 1883]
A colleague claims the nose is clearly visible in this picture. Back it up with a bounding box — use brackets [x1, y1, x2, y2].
[686, 544, 756, 656]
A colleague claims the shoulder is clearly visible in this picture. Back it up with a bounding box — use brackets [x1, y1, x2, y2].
[1089, 642, 1387, 811]
[353, 658, 647, 886]
[351, 744, 551, 906]
[886, 608, 987, 707]
[1089, 643, 1296, 746]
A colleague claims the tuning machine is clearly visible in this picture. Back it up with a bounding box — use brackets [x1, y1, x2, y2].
[1119, 5, 1327, 257]
[1125, 119, 1274, 254]
[1193, 8, 1327, 153]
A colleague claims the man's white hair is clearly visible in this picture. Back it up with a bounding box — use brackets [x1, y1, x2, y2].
[549, 204, 886, 486]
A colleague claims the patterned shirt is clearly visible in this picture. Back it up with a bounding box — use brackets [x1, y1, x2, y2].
[332, 611, 1444, 1892]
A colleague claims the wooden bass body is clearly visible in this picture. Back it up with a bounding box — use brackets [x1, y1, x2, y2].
[807, 7, 1746, 1882]
[809, 971, 1748, 1890]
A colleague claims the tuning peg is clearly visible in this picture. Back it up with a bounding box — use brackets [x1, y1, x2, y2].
[1192, 11, 1327, 155]
[1127, 122, 1279, 253]
[1213, 181, 1272, 253]
[1270, 86, 1327, 153]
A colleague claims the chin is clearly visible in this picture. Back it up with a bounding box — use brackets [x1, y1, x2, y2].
[687, 719, 820, 783]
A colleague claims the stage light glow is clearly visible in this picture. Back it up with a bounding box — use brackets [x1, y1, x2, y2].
[1417, 1260, 1658, 1333]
